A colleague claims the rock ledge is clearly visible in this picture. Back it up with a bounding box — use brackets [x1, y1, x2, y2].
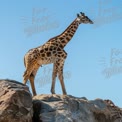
[33, 94, 122, 122]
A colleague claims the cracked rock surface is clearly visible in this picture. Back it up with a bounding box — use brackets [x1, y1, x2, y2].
[33, 94, 122, 122]
[0, 79, 122, 122]
[0, 79, 33, 122]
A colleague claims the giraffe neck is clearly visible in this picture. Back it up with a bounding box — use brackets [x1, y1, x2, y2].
[58, 19, 79, 48]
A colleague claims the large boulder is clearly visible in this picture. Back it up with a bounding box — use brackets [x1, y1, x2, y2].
[0, 79, 122, 122]
[33, 94, 122, 122]
[0, 79, 33, 122]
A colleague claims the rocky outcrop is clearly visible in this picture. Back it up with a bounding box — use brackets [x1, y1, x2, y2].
[0, 79, 33, 122]
[33, 94, 122, 122]
[0, 79, 122, 122]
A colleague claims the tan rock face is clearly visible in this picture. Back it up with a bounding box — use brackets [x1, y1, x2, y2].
[33, 94, 122, 122]
[0, 79, 33, 122]
[0, 79, 122, 122]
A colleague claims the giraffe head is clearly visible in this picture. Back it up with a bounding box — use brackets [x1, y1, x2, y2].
[76, 12, 93, 24]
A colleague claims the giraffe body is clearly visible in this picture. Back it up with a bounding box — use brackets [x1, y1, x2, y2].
[23, 39, 67, 95]
[23, 12, 93, 96]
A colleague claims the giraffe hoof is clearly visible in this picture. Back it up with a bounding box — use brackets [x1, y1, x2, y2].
[33, 92, 37, 96]
[51, 92, 55, 94]
[52, 92, 55, 94]
[51, 90, 55, 94]
[63, 92, 67, 95]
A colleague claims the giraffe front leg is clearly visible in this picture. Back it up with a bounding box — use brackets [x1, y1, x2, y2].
[51, 63, 57, 94]
[57, 60, 67, 95]
[58, 70, 67, 95]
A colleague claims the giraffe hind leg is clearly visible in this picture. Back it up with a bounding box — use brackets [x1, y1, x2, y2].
[23, 70, 30, 84]
[29, 68, 38, 96]
[23, 66, 34, 85]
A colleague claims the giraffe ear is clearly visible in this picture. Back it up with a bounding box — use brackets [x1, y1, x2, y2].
[80, 12, 85, 16]
[80, 12, 83, 14]
[77, 14, 80, 17]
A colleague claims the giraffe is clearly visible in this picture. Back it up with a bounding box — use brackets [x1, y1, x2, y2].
[23, 12, 93, 96]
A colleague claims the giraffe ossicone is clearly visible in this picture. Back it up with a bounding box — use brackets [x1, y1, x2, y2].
[23, 12, 93, 96]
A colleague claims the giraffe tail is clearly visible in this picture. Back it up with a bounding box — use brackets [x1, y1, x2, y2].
[24, 56, 26, 67]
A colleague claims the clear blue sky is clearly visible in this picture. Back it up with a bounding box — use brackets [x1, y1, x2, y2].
[0, 0, 122, 107]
